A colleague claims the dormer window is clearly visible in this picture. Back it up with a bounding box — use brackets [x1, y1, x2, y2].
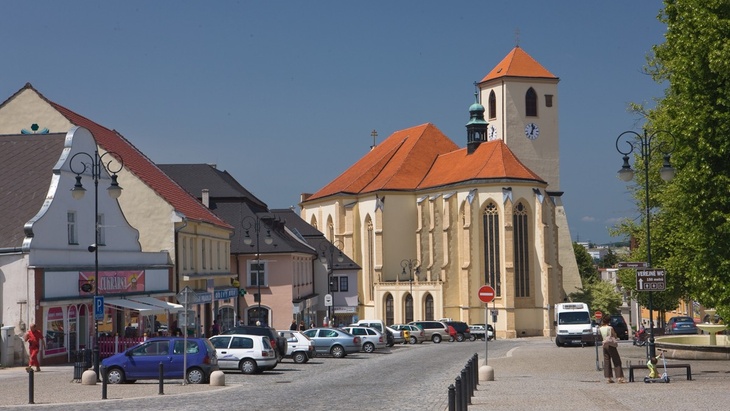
[526, 87, 537, 117]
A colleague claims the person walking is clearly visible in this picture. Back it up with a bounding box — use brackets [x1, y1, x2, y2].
[599, 315, 625, 383]
[290, 320, 298, 331]
[299, 321, 306, 331]
[23, 323, 45, 372]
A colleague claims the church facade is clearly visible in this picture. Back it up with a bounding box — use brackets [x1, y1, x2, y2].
[299, 47, 581, 338]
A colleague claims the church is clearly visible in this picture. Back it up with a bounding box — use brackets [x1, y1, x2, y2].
[299, 46, 581, 339]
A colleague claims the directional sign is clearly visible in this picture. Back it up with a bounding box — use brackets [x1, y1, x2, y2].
[478, 285, 496, 303]
[636, 269, 666, 291]
[94, 295, 104, 321]
[618, 262, 648, 268]
[324, 294, 333, 307]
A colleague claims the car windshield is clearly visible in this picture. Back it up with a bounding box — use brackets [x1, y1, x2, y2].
[558, 312, 590, 324]
[674, 317, 693, 323]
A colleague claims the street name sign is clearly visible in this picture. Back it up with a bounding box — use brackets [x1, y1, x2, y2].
[636, 269, 666, 291]
[618, 262, 648, 268]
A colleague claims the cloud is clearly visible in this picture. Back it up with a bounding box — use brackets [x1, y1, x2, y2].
[581, 216, 596, 222]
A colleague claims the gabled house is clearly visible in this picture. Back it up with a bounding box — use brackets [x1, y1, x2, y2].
[0, 84, 234, 341]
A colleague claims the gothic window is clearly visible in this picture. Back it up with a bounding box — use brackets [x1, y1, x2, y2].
[405, 294, 414, 323]
[385, 294, 394, 325]
[526, 87, 537, 117]
[424, 294, 434, 321]
[488, 90, 496, 119]
[513, 202, 530, 297]
[482, 202, 501, 296]
[367, 218, 374, 297]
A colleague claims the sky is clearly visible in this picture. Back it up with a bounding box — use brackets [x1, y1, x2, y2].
[1, 1, 668, 245]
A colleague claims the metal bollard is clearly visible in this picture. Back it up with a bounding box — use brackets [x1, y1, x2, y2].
[473, 353, 479, 387]
[158, 362, 164, 395]
[454, 376, 462, 411]
[27, 368, 34, 404]
[461, 368, 469, 406]
[448, 384, 456, 411]
[101, 365, 108, 400]
[467, 359, 474, 397]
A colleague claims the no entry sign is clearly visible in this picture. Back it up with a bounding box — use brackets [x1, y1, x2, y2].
[478, 285, 496, 303]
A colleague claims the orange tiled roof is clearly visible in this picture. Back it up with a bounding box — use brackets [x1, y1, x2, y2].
[304, 123, 544, 202]
[480, 46, 557, 82]
[43, 95, 231, 229]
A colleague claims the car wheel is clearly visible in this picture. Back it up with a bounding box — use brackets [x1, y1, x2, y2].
[331, 345, 345, 358]
[449, 336, 455, 342]
[469, 335, 476, 342]
[363, 342, 375, 353]
[106, 367, 125, 384]
[186, 367, 205, 384]
[409, 336, 417, 345]
[293, 352, 307, 364]
[432, 334, 442, 344]
[240, 359, 257, 374]
[456, 333, 465, 342]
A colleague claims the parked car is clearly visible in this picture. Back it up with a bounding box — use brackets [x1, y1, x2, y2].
[468, 324, 494, 341]
[609, 315, 630, 340]
[391, 324, 426, 344]
[386, 325, 405, 345]
[221, 326, 287, 361]
[408, 321, 449, 343]
[666, 316, 699, 335]
[277, 330, 315, 363]
[444, 321, 472, 342]
[351, 319, 395, 346]
[209, 334, 277, 374]
[101, 337, 218, 384]
[301, 328, 361, 358]
[341, 326, 387, 353]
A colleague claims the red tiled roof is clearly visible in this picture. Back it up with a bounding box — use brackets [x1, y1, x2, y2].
[480, 46, 557, 83]
[45, 98, 231, 229]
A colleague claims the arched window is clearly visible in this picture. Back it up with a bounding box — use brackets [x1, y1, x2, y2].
[405, 294, 414, 323]
[247, 306, 270, 326]
[424, 294, 434, 321]
[385, 294, 394, 325]
[513, 202, 530, 297]
[483, 202, 501, 296]
[488, 90, 496, 119]
[526, 87, 537, 117]
[366, 217, 375, 298]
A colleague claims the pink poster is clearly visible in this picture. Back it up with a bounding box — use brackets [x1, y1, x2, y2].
[78, 270, 145, 295]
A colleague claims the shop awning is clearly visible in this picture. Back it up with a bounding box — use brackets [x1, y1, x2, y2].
[105, 298, 172, 316]
[128, 296, 184, 314]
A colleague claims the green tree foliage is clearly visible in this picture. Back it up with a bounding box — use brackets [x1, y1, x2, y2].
[569, 243, 622, 313]
[599, 248, 619, 268]
[573, 242, 599, 284]
[637, 0, 730, 320]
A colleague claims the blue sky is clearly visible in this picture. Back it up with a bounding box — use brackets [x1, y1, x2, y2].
[1, 1, 667, 245]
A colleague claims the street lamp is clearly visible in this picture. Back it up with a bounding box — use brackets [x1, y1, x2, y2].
[615, 129, 676, 358]
[401, 259, 420, 322]
[319, 240, 344, 326]
[242, 215, 273, 326]
[70, 148, 124, 380]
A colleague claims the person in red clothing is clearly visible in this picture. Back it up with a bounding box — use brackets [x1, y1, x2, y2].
[23, 323, 45, 372]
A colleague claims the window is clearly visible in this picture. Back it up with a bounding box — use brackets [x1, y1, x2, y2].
[385, 294, 394, 325]
[545, 94, 553, 107]
[173, 340, 200, 354]
[67, 212, 77, 244]
[525, 87, 537, 117]
[405, 294, 414, 323]
[217, 242, 221, 269]
[488, 90, 496, 119]
[513, 202, 530, 297]
[231, 336, 253, 349]
[97, 214, 105, 246]
[249, 261, 267, 287]
[339, 276, 349, 292]
[202, 239, 207, 269]
[182, 238, 187, 270]
[483, 202, 501, 296]
[329, 276, 338, 292]
[189, 237, 194, 270]
[425, 294, 434, 321]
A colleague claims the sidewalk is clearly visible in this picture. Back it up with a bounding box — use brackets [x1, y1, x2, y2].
[469, 338, 730, 411]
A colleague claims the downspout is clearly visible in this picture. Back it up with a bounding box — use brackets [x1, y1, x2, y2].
[174, 213, 188, 295]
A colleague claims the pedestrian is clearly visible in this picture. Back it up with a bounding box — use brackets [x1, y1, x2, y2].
[599, 315, 625, 383]
[299, 321, 306, 331]
[211, 320, 220, 336]
[290, 320, 298, 331]
[23, 323, 45, 372]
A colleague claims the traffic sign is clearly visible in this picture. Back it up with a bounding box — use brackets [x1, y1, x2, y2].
[478, 285, 496, 303]
[324, 294, 333, 307]
[94, 295, 104, 321]
[618, 262, 648, 268]
[636, 269, 666, 291]
[595, 311, 603, 320]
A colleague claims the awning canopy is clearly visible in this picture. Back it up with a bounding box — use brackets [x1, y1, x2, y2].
[105, 298, 180, 316]
[127, 296, 184, 314]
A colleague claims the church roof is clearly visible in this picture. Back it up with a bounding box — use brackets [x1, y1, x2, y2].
[480, 46, 557, 82]
[304, 123, 544, 202]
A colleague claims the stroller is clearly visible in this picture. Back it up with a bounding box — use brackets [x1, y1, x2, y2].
[644, 352, 670, 383]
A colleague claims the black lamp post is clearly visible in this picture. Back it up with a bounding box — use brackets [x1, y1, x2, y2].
[319, 240, 344, 325]
[70, 149, 124, 380]
[615, 129, 676, 359]
[401, 259, 420, 322]
[242, 215, 273, 326]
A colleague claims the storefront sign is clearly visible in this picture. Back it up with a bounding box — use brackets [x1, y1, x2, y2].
[79, 270, 145, 295]
[214, 288, 238, 300]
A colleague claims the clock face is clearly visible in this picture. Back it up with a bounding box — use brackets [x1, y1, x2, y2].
[488, 125, 498, 141]
[525, 123, 539, 140]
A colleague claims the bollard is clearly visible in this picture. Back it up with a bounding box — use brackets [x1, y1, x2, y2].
[448, 384, 456, 411]
[461, 368, 469, 406]
[101, 365, 108, 400]
[464, 361, 471, 399]
[158, 362, 164, 395]
[454, 376, 462, 411]
[27, 368, 34, 404]
[473, 353, 479, 387]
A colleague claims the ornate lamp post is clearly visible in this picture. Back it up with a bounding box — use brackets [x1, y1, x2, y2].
[70, 148, 124, 379]
[401, 259, 420, 322]
[242, 215, 273, 326]
[615, 129, 676, 358]
[319, 240, 344, 325]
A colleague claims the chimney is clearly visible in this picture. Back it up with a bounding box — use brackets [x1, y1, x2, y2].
[202, 189, 210, 208]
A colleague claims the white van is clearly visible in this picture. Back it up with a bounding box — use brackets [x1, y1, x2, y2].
[554, 302, 593, 347]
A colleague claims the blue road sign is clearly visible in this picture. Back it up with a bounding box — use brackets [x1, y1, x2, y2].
[94, 295, 104, 320]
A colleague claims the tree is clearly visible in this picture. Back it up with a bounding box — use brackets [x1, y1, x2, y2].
[599, 248, 619, 268]
[569, 243, 622, 313]
[573, 242, 598, 284]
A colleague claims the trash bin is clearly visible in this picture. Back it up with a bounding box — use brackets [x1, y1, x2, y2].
[72, 350, 86, 382]
[83, 348, 92, 369]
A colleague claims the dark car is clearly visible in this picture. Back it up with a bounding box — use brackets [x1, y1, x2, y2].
[609, 315, 629, 340]
[101, 337, 218, 384]
[444, 321, 472, 342]
[666, 316, 698, 335]
[222, 326, 288, 361]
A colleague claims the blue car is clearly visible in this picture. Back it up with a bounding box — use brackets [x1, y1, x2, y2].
[665, 316, 698, 335]
[101, 337, 218, 384]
